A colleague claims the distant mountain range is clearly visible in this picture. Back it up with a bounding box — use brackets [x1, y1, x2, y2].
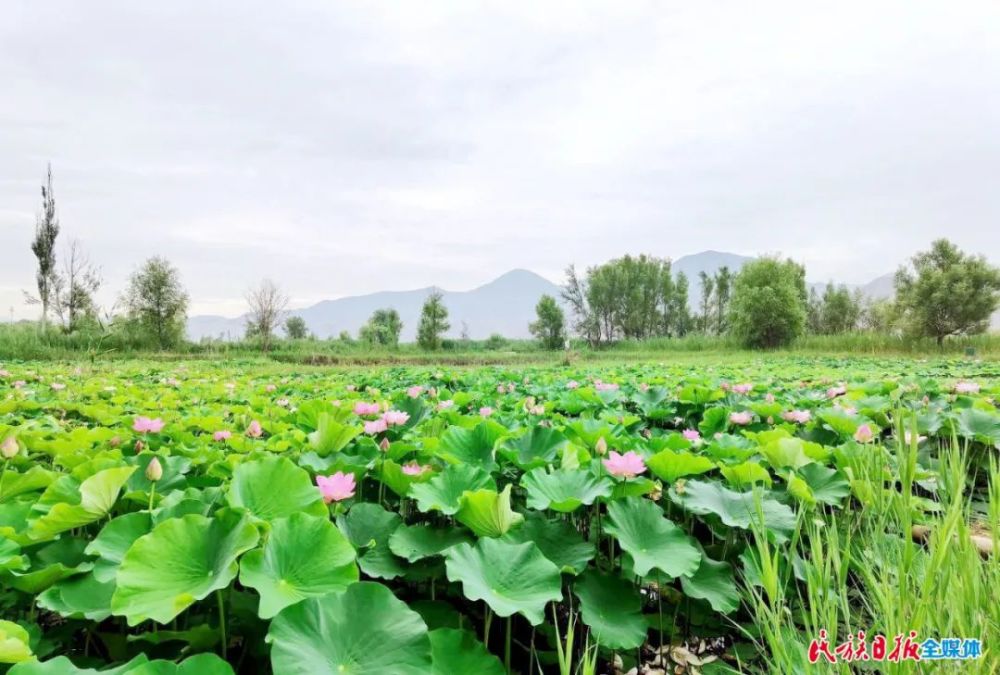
[186, 251, 995, 340]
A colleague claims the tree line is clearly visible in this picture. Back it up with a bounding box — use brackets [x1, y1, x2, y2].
[19, 167, 1000, 352]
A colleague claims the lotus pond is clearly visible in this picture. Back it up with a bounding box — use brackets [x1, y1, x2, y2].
[1, 356, 999, 674]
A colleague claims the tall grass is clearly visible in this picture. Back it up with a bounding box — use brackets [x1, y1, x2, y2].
[742, 425, 1000, 673]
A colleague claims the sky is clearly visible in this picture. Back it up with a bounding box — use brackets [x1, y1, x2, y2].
[2, 1, 999, 320]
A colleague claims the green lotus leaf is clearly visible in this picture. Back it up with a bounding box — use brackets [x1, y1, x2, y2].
[604, 497, 701, 578]
[435, 422, 504, 470]
[86, 512, 152, 582]
[520, 467, 612, 512]
[785, 472, 815, 505]
[27, 466, 137, 541]
[0, 466, 56, 504]
[127, 624, 219, 650]
[719, 461, 772, 487]
[121, 653, 235, 675]
[455, 485, 524, 537]
[698, 406, 730, 436]
[645, 449, 716, 484]
[497, 427, 569, 469]
[0, 620, 32, 664]
[239, 512, 358, 619]
[5, 537, 92, 594]
[308, 413, 362, 455]
[379, 459, 432, 498]
[0, 538, 26, 572]
[760, 437, 814, 471]
[410, 464, 495, 515]
[337, 503, 406, 579]
[573, 570, 647, 650]
[501, 513, 594, 574]
[388, 523, 473, 562]
[111, 511, 260, 625]
[669, 480, 797, 537]
[798, 464, 850, 506]
[267, 582, 432, 675]
[954, 408, 1000, 445]
[226, 456, 327, 521]
[444, 538, 562, 625]
[36, 572, 115, 620]
[9, 654, 149, 675]
[679, 556, 739, 614]
[429, 628, 505, 675]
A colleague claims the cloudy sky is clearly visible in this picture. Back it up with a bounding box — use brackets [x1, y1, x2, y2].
[2, 1, 999, 319]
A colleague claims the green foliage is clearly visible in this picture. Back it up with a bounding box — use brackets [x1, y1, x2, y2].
[808, 283, 864, 334]
[283, 315, 309, 339]
[529, 294, 566, 349]
[728, 257, 807, 348]
[895, 238, 1000, 344]
[121, 256, 189, 350]
[360, 308, 403, 348]
[417, 291, 450, 350]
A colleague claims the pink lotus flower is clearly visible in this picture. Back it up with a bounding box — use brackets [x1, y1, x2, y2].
[732, 383, 753, 395]
[903, 430, 927, 445]
[595, 382, 619, 392]
[316, 472, 356, 503]
[50, 382, 66, 391]
[603, 450, 647, 478]
[353, 402, 380, 416]
[382, 410, 410, 426]
[497, 384, 506, 394]
[225, 382, 236, 391]
[827, 385, 847, 398]
[729, 411, 753, 426]
[638, 383, 650, 392]
[13, 380, 25, 389]
[566, 380, 580, 390]
[346, 384, 356, 392]
[765, 393, 775, 403]
[165, 377, 181, 387]
[479, 406, 493, 417]
[437, 400, 454, 410]
[247, 420, 263, 438]
[0, 369, 10, 378]
[529, 405, 545, 415]
[265, 384, 277, 392]
[682, 429, 701, 442]
[213, 430, 232, 442]
[854, 424, 874, 443]
[364, 418, 388, 434]
[1, 436, 18, 459]
[781, 410, 812, 424]
[407, 386, 424, 398]
[133, 417, 165, 433]
[401, 461, 429, 476]
[954, 381, 980, 395]
[275, 398, 290, 408]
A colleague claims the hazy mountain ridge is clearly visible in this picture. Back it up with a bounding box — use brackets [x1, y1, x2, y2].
[187, 252, 997, 340]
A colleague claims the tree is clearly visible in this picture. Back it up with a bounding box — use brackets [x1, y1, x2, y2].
[728, 257, 807, 348]
[698, 271, 715, 333]
[671, 272, 692, 336]
[284, 315, 308, 339]
[894, 239, 1000, 345]
[28, 164, 60, 330]
[529, 294, 566, 349]
[562, 265, 600, 347]
[714, 266, 731, 334]
[53, 240, 102, 332]
[122, 257, 188, 350]
[360, 308, 403, 347]
[806, 287, 823, 333]
[818, 284, 863, 334]
[417, 291, 450, 350]
[245, 279, 289, 351]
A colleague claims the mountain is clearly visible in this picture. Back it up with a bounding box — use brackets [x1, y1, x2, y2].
[187, 269, 563, 341]
[672, 251, 754, 305]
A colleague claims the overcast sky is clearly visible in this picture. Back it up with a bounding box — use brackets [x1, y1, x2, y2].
[2, 1, 999, 319]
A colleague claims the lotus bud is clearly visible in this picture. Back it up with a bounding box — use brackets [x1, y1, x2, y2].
[595, 437, 608, 456]
[145, 457, 163, 482]
[379, 437, 391, 453]
[109, 436, 122, 448]
[1, 436, 18, 459]
[134, 439, 144, 453]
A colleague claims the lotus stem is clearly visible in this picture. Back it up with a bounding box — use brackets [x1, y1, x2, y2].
[505, 616, 512, 673]
[217, 589, 227, 659]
